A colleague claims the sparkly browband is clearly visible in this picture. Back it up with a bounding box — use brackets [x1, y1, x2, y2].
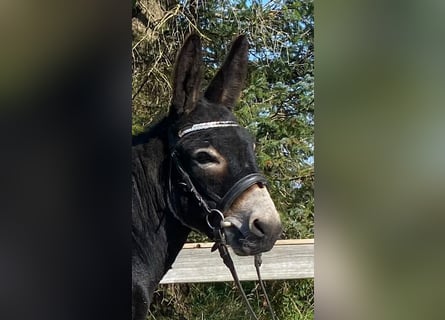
[177, 121, 239, 138]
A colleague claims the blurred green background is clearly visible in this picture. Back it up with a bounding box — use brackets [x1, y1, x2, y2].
[316, 1, 445, 319]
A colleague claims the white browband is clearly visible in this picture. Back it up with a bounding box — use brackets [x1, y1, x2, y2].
[178, 121, 239, 138]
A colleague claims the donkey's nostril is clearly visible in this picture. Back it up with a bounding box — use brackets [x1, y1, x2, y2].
[251, 218, 266, 237]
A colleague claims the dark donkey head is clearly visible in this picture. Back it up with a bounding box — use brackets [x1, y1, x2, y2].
[168, 34, 281, 255]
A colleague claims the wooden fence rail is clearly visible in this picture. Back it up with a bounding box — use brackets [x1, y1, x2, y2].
[160, 239, 314, 284]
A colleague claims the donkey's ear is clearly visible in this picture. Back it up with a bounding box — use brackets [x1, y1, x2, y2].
[204, 35, 248, 109]
[170, 34, 202, 118]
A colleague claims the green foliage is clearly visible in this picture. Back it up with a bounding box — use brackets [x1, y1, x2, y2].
[132, 0, 314, 318]
[149, 279, 314, 320]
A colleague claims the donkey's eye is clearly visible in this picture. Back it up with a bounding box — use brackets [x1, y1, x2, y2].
[194, 151, 218, 164]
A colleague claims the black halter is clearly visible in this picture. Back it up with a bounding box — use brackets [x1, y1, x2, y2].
[167, 121, 276, 320]
[168, 120, 267, 230]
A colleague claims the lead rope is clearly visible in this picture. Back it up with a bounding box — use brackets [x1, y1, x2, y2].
[254, 254, 277, 320]
[211, 226, 277, 320]
[213, 239, 259, 320]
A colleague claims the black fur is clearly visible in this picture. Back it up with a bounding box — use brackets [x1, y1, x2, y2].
[132, 34, 260, 320]
[132, 118, 190, 319]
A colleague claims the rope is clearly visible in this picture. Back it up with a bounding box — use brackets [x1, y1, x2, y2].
[217, 243, 259, 320]
[255, 254, 277, 320]
[211, 224, 278, 320]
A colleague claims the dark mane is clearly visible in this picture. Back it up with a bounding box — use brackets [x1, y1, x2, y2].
[131, 117, 168, 147]
[132, 115, 190, 319]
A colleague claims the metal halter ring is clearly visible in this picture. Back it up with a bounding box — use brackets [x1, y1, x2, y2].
[206, 209, 225, 230]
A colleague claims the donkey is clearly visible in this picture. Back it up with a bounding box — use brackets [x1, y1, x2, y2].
[132, 34, 282, 320]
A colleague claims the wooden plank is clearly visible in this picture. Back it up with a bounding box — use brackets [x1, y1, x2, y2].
[181, 239, 314, 249]
[160, 239, 314, 284]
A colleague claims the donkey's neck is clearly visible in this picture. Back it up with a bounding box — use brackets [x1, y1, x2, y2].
[132, 119, 190, 305]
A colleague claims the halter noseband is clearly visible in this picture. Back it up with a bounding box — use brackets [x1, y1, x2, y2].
[169, 121, 267, 229]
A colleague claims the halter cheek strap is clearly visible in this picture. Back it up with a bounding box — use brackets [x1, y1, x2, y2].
[170, 152, 268, 217]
